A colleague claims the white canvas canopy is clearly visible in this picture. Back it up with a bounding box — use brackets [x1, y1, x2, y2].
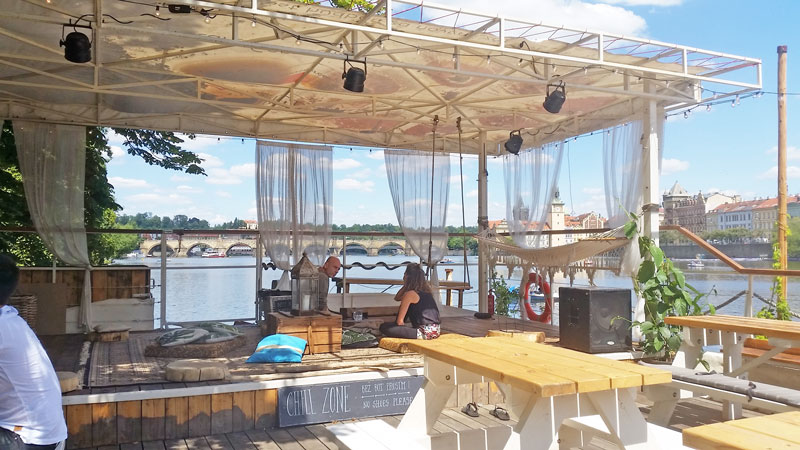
[0, 0, 761, 313]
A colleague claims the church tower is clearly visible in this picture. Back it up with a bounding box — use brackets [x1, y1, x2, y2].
[548, 189, 565, 247]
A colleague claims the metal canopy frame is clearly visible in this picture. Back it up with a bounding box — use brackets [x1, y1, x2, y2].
[0, 0, 761, 154]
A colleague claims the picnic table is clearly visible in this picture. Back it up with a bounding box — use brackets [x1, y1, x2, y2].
[395, 336, 673, 449]
[333, 277, 471, 307]
[682, 411, 800, 449]
[649, 315, 800, 422]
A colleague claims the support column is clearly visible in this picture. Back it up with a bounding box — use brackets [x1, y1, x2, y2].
[642, 83, 662, 244]
[478, 131, 489, 313]
[778, 45, 789, 297]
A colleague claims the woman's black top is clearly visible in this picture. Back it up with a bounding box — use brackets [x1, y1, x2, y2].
[406, 290, 440, 328]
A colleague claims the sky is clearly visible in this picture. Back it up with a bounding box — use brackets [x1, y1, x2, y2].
[106, 0, 800, 227]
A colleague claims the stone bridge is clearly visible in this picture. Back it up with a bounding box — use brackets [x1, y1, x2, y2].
[140, 235, 411, 257]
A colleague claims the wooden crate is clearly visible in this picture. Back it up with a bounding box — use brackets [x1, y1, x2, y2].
[263, 312, 342, 354]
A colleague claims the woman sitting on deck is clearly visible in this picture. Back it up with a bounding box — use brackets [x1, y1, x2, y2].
[379, 263, 441, 340]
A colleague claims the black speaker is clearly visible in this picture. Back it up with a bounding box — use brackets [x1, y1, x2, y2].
[558, 287, 632, 353]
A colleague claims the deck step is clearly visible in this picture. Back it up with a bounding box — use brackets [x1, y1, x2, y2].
[327, 419, 427, 450]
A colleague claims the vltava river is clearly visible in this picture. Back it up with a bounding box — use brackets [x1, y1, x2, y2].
[113, 255, 800, 325]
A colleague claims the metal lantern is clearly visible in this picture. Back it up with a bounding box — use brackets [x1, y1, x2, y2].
[290, 253, 319, 316]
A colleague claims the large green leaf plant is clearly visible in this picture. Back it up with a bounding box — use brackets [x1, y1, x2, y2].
[624, 213, 714, 359]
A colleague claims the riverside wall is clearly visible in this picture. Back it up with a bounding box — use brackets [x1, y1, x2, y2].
[661, 243, 773, 259]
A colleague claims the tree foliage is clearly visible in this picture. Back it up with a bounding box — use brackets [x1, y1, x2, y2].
[0, 123, 202, 266]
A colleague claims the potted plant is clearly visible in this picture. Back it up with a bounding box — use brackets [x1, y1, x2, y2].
[623, 214, 714, 361]
[490, 272, 520, 318]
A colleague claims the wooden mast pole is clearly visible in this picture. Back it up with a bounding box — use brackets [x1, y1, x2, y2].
[778, 45, 788, 296]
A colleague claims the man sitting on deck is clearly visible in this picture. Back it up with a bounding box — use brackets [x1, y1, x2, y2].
[0, 254, 67, 449]
[317, 256, 342, 313]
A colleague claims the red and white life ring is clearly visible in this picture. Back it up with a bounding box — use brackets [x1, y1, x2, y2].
[523, 272, 552, 323]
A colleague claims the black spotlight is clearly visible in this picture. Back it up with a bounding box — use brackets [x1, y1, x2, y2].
[504, 130, 523, 155]
[59, 23, 92, 64]
[543, 81, 566, 114]
[342, 58, 367, 93]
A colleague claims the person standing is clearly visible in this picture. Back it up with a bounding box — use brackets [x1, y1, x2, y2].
[379, 263, 441, 340]
[0, 254, 67, 449]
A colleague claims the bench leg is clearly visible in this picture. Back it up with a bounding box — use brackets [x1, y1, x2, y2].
[721, 331, 745, 421]
[642, 385, 680, 426]
[584, 388, 648, 448]
[398, 379, 454, 437]
[496, 383, 576, 450]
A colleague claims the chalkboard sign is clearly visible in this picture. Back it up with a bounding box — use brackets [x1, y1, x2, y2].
[277, 376, 424, 427]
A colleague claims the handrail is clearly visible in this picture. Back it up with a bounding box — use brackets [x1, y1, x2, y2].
[660, 225, 800, 277]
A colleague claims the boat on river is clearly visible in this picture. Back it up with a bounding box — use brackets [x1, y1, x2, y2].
[201, 250, 226, 258]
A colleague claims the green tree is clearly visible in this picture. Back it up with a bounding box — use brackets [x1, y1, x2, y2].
[0, 122, 202, 266]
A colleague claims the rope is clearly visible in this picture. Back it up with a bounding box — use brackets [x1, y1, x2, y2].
[457, 117, 470, 286]
[710, 290, 745, 311]
[426, 115, 439, 279]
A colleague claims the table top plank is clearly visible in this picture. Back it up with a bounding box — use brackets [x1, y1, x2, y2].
[498, 338, 671, 388]
[407, 337, 671, 397]
[443, 338, 616, 393]
[665, 315, 800, 341]
[406, 339, 576, 397]
[682, 411, 800, 449]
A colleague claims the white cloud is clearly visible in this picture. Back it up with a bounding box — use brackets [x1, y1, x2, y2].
[229, 163, 255, 177]
[125, 193, 192, 205]
[366, 150, 384, 160]
[350, 168, 374, 179]
[247, 207, 257, 217]
[436, 0, 648, 36]
[206, 168, 242, 185]
[197, 152, 225, 168]
[334, 178, 375, 192]
[661, 158, 690, 175]
[176, 135, 224, 153]
[758, 166, 800, 180]
[706, 188, 739, 197]
[109, 176, 150, 189]
[176, 185, 203, 193]
[334, 158, 363, 170]
[110, 145, 125, 158]
[216, 191, 232, 198]
[170, 174, 192, 183]
[766, 146, 800, 160]
[466, 189, 478, 198]
[600, 0, 681, 6]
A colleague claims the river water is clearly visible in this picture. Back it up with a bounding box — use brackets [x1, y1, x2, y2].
[113, 255, 800, 325]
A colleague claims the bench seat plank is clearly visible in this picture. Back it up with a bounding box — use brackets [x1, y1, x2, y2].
[640, 362, 800, 408]
[665, 315, 800, 341]
[682, 411, 800, 449]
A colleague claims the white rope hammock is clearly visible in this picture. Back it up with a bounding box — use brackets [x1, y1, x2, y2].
[475, 225, 630, 269]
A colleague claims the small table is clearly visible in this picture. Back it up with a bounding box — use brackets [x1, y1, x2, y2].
[682, 411, 800, 449]
[399, 336, 672, 449]
[334, 277, 471, 307]
[663, 315, 800, 420]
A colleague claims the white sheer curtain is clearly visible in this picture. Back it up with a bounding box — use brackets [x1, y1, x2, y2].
[602, 120, 647, 277]
[503, 141, 565, 249]
[384, 149, 450, 295]
[13, 121, 93, 331]
[256, 141, 332, 287]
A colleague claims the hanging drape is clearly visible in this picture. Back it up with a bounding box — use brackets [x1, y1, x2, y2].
[255, 141, 332, 288]
[13, 120, 93, 331]
[384, 149, 450, 296]
[503, 141, 565, 249]
[603, 120, 654, 277]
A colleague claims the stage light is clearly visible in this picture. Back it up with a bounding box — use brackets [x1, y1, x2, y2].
[59, 23, 92, 63]
[342, 58, 367, 93]
[504, 130, 523, 155]
[543, 81, 566, 114]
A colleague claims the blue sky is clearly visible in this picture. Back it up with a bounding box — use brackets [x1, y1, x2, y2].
[107, 0, 800, 227]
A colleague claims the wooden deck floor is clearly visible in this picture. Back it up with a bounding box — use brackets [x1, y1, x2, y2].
[70, 397, 764, 450]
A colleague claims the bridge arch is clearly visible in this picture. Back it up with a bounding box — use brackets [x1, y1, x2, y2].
[226, 243, 255, 256]
[341, 243, 368, 255]
[147, 244, 175, 257]
[186, 243, 213, 257]
[377, 242, 404, 255]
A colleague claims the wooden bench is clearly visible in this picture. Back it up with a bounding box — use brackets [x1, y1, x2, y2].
[682, 411, 800, 449]
[644, 315, 800, 425]
[334, 277, 471, 307]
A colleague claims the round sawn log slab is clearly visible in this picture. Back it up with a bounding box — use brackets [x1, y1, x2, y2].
[56, 371, 79, 393]
[165, 359, 229, 382]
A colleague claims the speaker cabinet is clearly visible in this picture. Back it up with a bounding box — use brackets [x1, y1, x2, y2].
[558, 287, 632, 353]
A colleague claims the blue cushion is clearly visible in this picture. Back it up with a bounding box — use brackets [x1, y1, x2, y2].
[246, 334, 307, 363]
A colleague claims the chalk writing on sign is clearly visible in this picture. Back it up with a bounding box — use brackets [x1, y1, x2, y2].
[278, 376, 423, 427]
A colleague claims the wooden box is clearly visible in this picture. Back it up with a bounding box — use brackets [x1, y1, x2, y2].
[263, 312, 342, 354]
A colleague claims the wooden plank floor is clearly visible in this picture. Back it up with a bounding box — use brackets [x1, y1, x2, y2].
[71, 405, 518, 450]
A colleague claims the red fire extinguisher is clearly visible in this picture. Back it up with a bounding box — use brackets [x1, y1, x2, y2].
[488, 289, 495, 315]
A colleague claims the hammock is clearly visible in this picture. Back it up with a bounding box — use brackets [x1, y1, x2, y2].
[475, 225, 630, 269]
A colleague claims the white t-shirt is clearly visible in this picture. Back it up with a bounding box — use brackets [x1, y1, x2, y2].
[0, 305, 67, 445]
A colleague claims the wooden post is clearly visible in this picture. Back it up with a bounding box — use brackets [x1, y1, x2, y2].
[778, 45, 789, 298]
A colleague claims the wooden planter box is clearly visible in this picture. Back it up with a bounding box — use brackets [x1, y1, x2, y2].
[263, 312, 342, 354]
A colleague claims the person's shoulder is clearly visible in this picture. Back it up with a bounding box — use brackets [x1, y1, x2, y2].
[403, 290, 421, 302]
